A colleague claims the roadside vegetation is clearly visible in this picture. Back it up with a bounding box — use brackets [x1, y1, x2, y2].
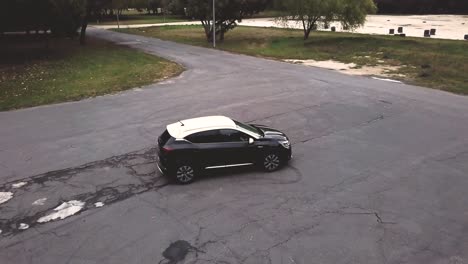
[92, 15, 186, 25]
[373, 0, 468, 14]
[90, 10, 187, 26]
[0, 36, 183, 111]
[118, 25, 468, 94]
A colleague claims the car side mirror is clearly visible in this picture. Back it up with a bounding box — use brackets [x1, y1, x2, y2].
[249, 138, 254, 144]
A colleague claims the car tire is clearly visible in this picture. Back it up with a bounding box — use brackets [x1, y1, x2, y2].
[262, 152, 282, 172]
[174, 163, 196, 184]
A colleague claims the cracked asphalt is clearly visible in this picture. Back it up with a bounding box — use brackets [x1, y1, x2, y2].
[1, 28, 468, 263]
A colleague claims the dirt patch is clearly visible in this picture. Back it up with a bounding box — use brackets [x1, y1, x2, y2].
[285, 59, 403, 79]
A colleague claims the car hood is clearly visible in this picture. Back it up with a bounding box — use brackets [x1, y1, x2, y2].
[251, 124, 288, 140]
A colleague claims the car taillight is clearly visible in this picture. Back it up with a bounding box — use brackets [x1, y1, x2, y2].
[162, 146, 172, 153]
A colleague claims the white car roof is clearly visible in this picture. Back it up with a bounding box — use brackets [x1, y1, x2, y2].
[167, 116, 237, 139]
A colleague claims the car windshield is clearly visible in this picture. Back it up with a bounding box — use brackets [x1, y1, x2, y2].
[234, 120, 262, 137]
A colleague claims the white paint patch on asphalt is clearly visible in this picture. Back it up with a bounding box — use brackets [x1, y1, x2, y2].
[372, 77, 402, 83]
[94, 202, 104, 208]
[18, 223, 29, 230]
[12, 182, 27, 188]
[37, 200, 85, 223]
[32, 198, 47, 206]
[0, 229, 2, 234]
[0, 192, 13, 204]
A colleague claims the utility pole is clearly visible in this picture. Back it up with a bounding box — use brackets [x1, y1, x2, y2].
[212, 0, 216, 48]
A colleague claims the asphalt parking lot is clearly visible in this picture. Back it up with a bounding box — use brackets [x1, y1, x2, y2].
[1, 28, 468, 264]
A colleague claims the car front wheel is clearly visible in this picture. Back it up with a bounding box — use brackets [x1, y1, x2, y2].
[262, 153, 281, 172]
[175, 164, 196, 184]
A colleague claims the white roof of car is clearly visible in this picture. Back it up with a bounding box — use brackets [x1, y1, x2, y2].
[167, 116, 236, 139]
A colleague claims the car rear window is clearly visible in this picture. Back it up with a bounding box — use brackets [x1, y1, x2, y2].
[158, 130, 172, 146]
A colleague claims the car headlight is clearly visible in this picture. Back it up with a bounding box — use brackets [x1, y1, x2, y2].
[279, 140, 290, 149]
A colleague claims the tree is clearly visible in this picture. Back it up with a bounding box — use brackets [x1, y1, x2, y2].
[167, 0, 187, 16]
[374, 0, 468, 14]
[130, 0, 149, 12]
[0, 0, 79, 36]
[182, 0, 270, 42]
[80, 0, 112, 45]
[147, 0, 161, 14]
[1, 0, 113, 44]
[49, 0, 85, 37]
[279, 0, 376, 40]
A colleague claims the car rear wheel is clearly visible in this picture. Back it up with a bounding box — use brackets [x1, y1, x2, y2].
[175, 164, 196, 184]
[262, 153, 281, 172]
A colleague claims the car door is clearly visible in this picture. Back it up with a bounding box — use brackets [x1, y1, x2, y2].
[185, 130, 226, 168]
[218, 129, 256, 165]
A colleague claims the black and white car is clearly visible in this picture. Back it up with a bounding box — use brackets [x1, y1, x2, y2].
[157, 116, 292, 184]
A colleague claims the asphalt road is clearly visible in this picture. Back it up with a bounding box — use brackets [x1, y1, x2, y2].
[1, 28, 468, 264]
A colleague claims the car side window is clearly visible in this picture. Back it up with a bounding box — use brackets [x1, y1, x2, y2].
[185, 130, 221, 143]
[219, 129, 249, 142]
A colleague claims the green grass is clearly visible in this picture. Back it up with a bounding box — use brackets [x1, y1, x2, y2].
[91, 14, 188, 25]
[117, 25, 468, 94]
[0, 36, 184, 111]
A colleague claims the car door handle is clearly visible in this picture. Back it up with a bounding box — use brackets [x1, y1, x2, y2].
[257, 146, 264, 149]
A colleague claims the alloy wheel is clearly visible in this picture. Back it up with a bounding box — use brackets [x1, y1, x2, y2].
[176, 165, 194, 183]
[264, 154, 280, 171]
